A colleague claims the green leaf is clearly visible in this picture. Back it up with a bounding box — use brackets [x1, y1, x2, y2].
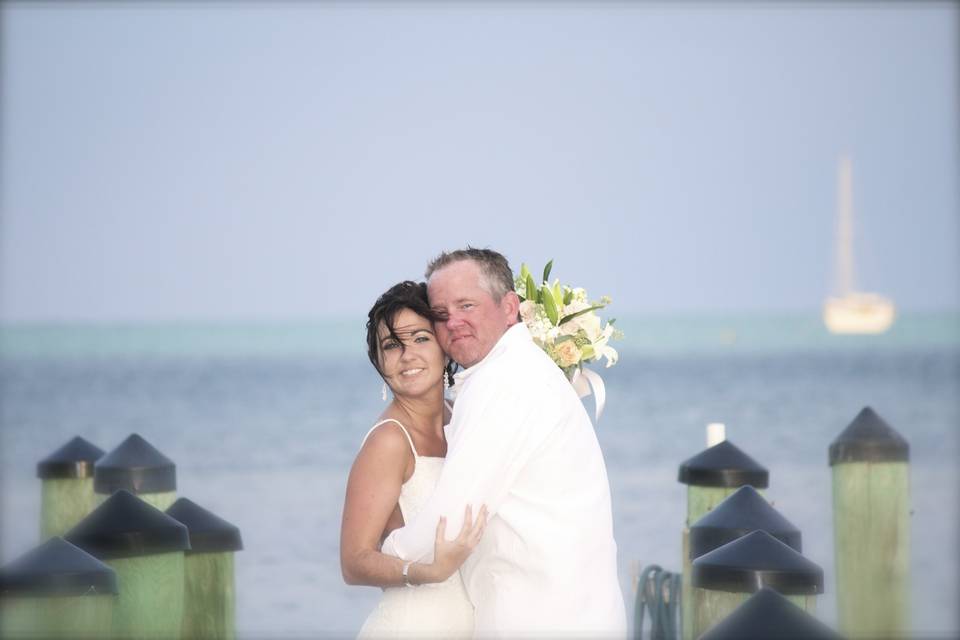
[553, 280, 562, 306]
[559, 304, 606, 325]
[542, 259, 553, 284]
[541, 284, 559, 325]
[563, 288, 574, 305]
[519, 263, 530, 282]
[526, 274, 538, 302]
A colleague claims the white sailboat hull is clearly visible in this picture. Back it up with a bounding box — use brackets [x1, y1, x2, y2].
[823, 294, 896, 334]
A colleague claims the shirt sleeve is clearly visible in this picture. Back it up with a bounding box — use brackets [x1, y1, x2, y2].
[381, 364, 561, 562]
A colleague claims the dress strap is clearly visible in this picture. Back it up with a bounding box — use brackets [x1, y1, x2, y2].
[361, 418, 419, 458]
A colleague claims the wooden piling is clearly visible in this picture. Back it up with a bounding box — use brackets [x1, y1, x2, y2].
[0, 537, 117, 639]
[37, 436, 104, 539]
[94, 433, 177, 510]
[66, 489, 190, 639]
[167, 497, 243, 640]
[698, 587, 841, 640]
[689, 484, 801, 560]
[691, 530, 823, 639]
[829, 406, 910, 638]
[677, 440, 768, 640]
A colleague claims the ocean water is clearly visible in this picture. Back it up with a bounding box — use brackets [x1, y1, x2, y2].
[1, 313, 958, 638]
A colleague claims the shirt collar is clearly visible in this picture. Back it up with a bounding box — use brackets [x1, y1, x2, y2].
[452, 322, 530, 388]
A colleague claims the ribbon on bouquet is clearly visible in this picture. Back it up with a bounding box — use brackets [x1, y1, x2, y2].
[570, 366, 606, 423]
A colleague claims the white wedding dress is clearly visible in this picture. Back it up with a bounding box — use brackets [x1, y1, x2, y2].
[357, 419, 475, 639]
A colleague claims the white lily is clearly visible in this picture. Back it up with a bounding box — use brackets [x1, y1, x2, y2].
[597, 344, 619, 367]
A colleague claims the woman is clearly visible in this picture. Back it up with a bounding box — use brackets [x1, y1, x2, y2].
[341, 281, 486, 638]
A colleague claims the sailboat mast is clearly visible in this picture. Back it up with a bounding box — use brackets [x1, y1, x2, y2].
[823, 155, 895, 334]
[836, 155, 855, 296]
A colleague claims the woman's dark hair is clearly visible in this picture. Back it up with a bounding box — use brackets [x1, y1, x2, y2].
[366, 280, 457, 384]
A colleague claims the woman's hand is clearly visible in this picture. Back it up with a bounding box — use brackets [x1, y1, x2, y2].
[418, 504, 487, 584]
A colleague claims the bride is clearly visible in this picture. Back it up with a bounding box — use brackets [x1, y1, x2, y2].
[341, 281, 487, 638]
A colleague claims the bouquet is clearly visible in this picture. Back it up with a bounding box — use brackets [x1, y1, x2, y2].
[515, 260, 622, 420]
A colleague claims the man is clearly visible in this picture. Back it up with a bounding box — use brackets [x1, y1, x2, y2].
[381, 248, 626, 637]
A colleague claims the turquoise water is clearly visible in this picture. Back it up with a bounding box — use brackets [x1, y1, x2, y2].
[2, 312, 957, 358]
[1, 313, 957, 637]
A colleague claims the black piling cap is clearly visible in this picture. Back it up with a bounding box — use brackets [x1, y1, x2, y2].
[65, 489, 190, 560]
[678, 440, 769, 489]
[166, 498, 243, 554]
[691, 530, 823, 595]
[699, 587, 843, 640]
[36, 436, 105, 479]
[689, 485, 802, 560]
[0, 536, 118, 598]
[829, 407, 909, 466]
[94, 433, 176, 495]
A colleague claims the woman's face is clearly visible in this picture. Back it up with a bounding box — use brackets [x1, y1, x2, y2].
[378, 308, 446, 399]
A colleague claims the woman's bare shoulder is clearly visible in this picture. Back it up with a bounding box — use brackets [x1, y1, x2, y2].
[360, 420, 410, 453]
[356, 418, 413, 466]
[352, 421, 413, 483]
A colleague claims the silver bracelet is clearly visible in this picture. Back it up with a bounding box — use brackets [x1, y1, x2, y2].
[402, 561, 413, 587]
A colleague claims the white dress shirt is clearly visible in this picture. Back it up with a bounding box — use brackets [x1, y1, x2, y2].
[381, 323, 627, 637]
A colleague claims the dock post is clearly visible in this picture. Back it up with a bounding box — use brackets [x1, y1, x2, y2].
[167, 498, 243, 640]
[697, 587, 841, 640]
[94, 433, 177, 511]
[0, 536, 118, 639]
[677, 439, 768, 640]
[66, 489, 191, 639]
[829, 406, 910, 638]
[691, 530, 823, 638]
[689, 484, 801, 560]
[37, 436, 104, 539]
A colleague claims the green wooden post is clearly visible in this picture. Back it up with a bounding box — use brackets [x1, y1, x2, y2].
[37, 436, 105, 539]
[166, 497, 243, 640]
[829, 406, 910, 638]
[698, 587, 842, 640]
[66, 489, 191, 639]
[691, 530, 823, 639]
[689, 485, 801, 560]
[0, 536, 117, 639]
[94, 433, 177, 511]
[677, 440, 768, 640]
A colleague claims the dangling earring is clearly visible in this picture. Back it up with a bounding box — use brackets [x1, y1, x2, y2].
[443, 370, 450, 390]
[382, 382, 388, 401]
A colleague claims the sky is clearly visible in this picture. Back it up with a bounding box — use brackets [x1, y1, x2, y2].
[1, 2, 957, 322]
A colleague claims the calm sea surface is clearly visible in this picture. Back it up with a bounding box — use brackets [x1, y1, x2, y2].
[1, 313, 958, 638]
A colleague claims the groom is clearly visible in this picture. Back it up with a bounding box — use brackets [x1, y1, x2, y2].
[381, 247, 626, 637]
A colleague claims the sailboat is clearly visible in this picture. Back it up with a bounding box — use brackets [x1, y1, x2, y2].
[823, 155, 896, 334]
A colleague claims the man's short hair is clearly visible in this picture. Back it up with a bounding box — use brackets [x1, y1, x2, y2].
[425, 247, 515, 301]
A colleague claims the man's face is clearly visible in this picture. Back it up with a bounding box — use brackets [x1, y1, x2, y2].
[427, 260, 518, 368]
